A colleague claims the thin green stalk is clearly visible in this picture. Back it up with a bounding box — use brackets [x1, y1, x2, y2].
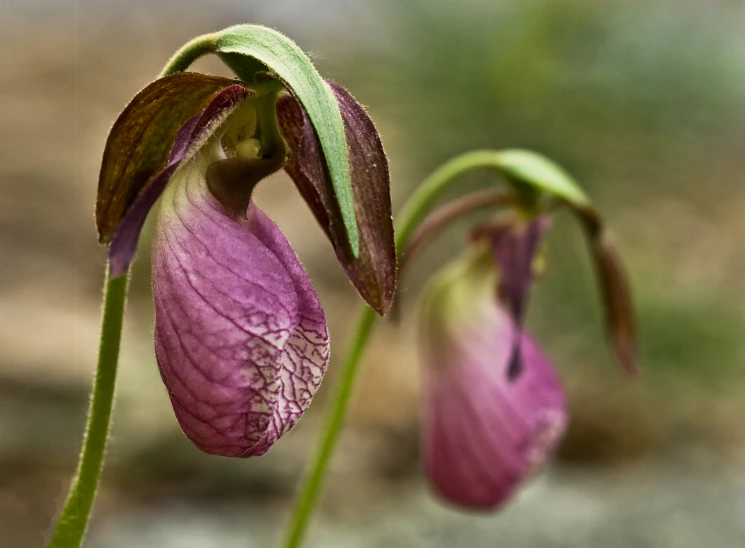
[281, 306, 377, 548]
[160, 33, 218, 78]
[255, 80, 287, 157]
[48, 267, 129, 548]
[281, 150, 517, 548]
[393, 150, 515, 248]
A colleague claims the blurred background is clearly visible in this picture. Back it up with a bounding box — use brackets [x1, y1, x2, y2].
[2, 0, 745, 546]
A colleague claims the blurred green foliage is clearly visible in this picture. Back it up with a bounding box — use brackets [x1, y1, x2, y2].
[331, 0, 745, 385]
[350, 0, 745, 168]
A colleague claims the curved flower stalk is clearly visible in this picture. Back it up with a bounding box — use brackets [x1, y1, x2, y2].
[51, 26, 395, 548]
[419, 221, 566, 509]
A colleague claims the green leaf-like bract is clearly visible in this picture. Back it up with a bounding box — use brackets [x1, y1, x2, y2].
[495, 149, 590, 207]
[215, 24, 360, 256]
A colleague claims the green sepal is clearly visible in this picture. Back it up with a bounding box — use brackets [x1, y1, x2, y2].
[494, 149, 591, 207]
[214, 24, 360, 257]
[218, 53, 269, 86]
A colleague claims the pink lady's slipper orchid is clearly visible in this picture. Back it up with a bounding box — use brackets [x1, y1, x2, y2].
[419, 218, 567, 509]
[95, 64, 394, 456]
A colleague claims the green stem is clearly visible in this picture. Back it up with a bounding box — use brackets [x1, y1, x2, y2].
[159, 33, 218, 78]
[281, 306, 377, 548]
[393, 150, 518, 248]
[48, 267, 129, 548]
[281, 150, 517, 548]
[255, 81, 287, 157]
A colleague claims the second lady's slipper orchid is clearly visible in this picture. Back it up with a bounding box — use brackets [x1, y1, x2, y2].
[94, 31, 395, 457]
[419, 218, 567, 510]
[263, 151, 638, 548]
[374, 151, 636, 515]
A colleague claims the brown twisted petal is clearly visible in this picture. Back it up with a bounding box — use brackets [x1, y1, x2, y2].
[575, 205, 638, 376]
[96, 73, 249, 244]
[97, 74, 252, 276]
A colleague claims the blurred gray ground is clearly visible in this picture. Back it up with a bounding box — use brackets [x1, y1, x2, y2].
[2, 1, 745, 547]
[85, 463, 745, 548]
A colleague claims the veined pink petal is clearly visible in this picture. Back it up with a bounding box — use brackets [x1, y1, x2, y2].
[152, 153, 328, 457]
[420, 251, 566, 510]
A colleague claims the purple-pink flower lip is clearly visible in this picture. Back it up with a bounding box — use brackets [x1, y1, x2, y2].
[152, 153, 329, 456]
[419, 221, 567, 510]
[415, 198, 635, 510]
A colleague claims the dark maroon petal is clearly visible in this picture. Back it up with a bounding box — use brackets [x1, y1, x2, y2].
[488, 217, 549, 327]
[107, 84, 251, 277]
[575, 206, 638, 376]
[402, 191, 518, 274]
[277, 83, 396, 315]
[97, 73, 250, 276]
[473, 217, 550, 379]
[420, 253, 566, 510]
[205, 156, 287, 222]
[152, 156, 328, 457]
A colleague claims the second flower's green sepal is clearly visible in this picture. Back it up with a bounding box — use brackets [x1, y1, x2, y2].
[492, 149, 591, 208]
